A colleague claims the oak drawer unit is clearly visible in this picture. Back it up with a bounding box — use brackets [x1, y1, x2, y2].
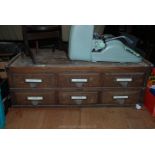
[7, 50, 152, 107]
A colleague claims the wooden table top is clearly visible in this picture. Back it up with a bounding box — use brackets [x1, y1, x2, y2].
[9, 49, 153, 69]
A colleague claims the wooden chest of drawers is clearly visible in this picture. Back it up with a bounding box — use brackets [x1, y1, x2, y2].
[7, 50, 153, 107]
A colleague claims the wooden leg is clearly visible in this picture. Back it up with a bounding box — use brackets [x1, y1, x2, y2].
[52, 45, 55, 52]
[30, 50, 36, 64]
[24, 39, 30, 56]
[36, 40, 39, 55]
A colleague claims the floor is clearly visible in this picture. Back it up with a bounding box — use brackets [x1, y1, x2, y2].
[6, 107, 155, 129]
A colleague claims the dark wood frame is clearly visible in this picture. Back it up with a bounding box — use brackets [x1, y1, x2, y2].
[22, 25, 62, 64]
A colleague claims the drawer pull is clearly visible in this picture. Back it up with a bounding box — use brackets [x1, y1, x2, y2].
[113, 96, 128, 99]
[116, 78, 132, 82]
[25, 79, 42, 83]
[27, 96, 43, 101]
[71, 96, 87, 100]
[71, 79, 88, 83]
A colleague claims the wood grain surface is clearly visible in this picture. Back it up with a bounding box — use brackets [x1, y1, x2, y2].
[6, 107, 155, 129]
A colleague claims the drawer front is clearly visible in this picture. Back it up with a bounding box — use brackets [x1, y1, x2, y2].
[12, 74, 56, 88]
[103, 72, 145, 87]
[101, 89, 141, 105]
[59, 91, 98, 105]
[13, 92, 55, 106]
[59, 73, 100, 88]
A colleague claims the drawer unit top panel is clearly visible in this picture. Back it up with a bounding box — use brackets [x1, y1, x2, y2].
[7, 50, 152, 73]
